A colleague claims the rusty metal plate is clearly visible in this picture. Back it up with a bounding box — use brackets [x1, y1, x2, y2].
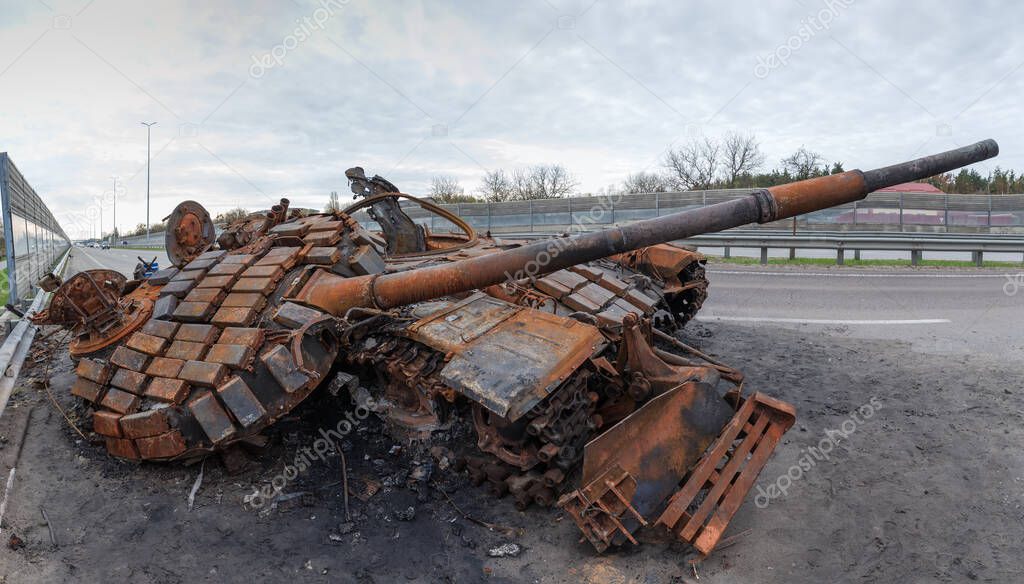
[105, 437, 140, 459]
[76, 359, 112, 384]
[240, 265, 282, 279]
[126, 332, 169, 356]
[188, 389, 237, 443]
[145, 377, 190, 403]
[222, 292, 264, 308]
[172, 301, 216, 322]
[269, 222, 310, 237]
[261, 344, 309, 393]
[231, 277, 276, 294]
[183, 287, 227, 304]
[110, 368, 149, 394]
[120, 409, 171, 438]
[145, 356, 186, 378]
[141, 319, 180, 339]
[175, 324, 219, 344]
[152, 294, 177, 320]
[408, 293, 520, 353]
[220, 254, 258, 265]
[184, 258, 218, 271]
[581, 382, 733, 517]
[207, 262, 246, 277]
[303, 231, 341, 247]
[197, 249, 227, 261]
[71, 377, 105, 402]
[135, 431, 186, 459]
[217, 327, 264, 348]
[170, 269, 207, 283]
[205, 344, 254, 369]
[409, 293, 605, 420]
[179, 360, 228, 387]
[110, 346, 150, 372]
[217, 376, 266, 427]
[557, 382, 736, 552]
[165, 340, 208, 361]
[92, 410, 123, 437]
[211, 305, 257, 327]
[273, 302, 323, 329]
[197, 275, 240, 289]
[304, 246, 342, 265]
[101, 387, 141, 414]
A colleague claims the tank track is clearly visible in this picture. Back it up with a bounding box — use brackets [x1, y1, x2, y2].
[347, 332, 605, 510]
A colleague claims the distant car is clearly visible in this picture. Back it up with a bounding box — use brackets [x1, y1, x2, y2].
[100, 243, 110, 250]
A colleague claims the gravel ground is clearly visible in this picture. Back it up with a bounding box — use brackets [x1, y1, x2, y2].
[0, 318, 1021, 583]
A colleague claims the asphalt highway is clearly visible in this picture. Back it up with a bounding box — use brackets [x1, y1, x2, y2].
[700, 263, 1023, 362]
[67, 246, 169, 278]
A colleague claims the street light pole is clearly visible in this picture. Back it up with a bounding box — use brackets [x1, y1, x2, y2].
[142, 121, 156, 244]
[111, 176, 117, 244]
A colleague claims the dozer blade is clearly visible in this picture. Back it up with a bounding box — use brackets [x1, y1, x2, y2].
[558, 387, 795, 556]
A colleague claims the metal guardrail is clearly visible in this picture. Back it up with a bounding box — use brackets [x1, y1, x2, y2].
[495, 230, 1024, 266]
[675, 231, 1024, 266]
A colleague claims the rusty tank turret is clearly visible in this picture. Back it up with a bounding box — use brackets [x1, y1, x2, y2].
[33, 139, 999, 556]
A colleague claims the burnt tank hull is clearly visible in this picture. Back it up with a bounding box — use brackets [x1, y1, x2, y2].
[33, 139, 999, 556]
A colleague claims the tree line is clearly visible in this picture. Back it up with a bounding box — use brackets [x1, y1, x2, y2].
[425, 133, 1023, 204]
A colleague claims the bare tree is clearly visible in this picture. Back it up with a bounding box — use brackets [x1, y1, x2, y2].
[663, 137, 720, 190]
[429, 176, 474, 203]
[621, 171, 670, 194]
[478, 169, 514, 202]
[325, 191, 342, 213]
[522, 164, 578, 199]
[722, 132, 765, 187]
[781, 146, 825, 180]
[215, 207, 249, 224]
[479, 165, 578, 201]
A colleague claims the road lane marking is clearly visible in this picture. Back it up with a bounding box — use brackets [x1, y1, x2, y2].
[709, 269, 1015, 278]
[697, 316, 951, 325]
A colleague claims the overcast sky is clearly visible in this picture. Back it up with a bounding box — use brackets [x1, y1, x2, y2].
[0, 0, 1020, 239]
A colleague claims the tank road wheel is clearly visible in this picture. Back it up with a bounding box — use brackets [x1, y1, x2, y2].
[471, 404, 540, 471]
[165, 200, 216, 267]
[670, 260, 708, 325]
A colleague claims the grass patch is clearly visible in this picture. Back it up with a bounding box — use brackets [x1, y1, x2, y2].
[0, 268, 8, 306]
[709, 256, 1024, 268]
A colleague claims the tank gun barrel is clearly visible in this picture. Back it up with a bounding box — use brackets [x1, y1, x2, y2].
[294, 139, 998, 315]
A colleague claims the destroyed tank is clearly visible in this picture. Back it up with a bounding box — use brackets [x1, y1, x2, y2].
[33, 140, 999, 556]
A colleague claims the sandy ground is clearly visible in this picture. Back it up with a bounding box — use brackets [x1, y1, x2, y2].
[0, 316, 1021, 583]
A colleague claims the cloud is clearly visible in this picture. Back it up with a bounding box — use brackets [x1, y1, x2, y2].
[0, 0, 1020, 239]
